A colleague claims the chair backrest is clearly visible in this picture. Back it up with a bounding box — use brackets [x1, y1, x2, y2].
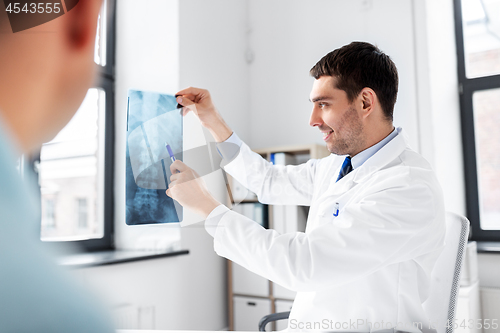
[423, 212, 470, 333]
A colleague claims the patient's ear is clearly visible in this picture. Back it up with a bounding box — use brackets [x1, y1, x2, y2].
[65, 0, 102, 50]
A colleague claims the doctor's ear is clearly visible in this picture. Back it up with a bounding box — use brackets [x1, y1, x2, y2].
[360, 88, 376, 117]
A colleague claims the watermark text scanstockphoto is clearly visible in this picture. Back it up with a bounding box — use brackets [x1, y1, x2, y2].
[289, 319, 424, 331]
[289, 318, 499, 331]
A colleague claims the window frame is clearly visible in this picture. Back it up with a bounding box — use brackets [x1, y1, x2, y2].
[454, 0, 500, 241]
[35, 0, 116, 251]
[95, 0, 115, 80]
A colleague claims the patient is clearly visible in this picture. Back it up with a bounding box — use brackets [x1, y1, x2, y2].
[0, 1, 114, 331]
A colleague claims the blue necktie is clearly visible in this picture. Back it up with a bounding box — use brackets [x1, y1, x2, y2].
[336, 156, 353, 182]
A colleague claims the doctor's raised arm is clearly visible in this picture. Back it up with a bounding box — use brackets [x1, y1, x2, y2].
[169, 85, 320, 210]
[166, 42, 447, 333]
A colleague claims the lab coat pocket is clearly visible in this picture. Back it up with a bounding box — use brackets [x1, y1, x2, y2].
[317, 199, 341, 218]
[316, 200, 354, 230]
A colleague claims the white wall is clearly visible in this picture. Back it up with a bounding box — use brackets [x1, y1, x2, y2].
[74, 244, 227, 330]
[178, 0, 251, 144]
[419, 0, 466, 216]
[478, 254, 500, 288]
[247, 0, 420, 151]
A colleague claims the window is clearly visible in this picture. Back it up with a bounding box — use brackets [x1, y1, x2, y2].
[460, 0, 500, 78]
[35, 0, 115, 250]
[39, 89, 105, 241]
[455, 0, 500, 240]
[77, 198, 88, 229]
[42, 199, 56, 229]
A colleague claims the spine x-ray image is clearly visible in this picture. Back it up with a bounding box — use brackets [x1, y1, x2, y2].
[126, 90, 183, 225]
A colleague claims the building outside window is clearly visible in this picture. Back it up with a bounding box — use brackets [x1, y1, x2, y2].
[39, 89, 105, 241]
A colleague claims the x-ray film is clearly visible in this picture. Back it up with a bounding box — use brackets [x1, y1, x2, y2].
[126, 90, 183, 225]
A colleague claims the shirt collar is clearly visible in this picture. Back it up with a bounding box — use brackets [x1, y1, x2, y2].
[350, 127, 398, 170]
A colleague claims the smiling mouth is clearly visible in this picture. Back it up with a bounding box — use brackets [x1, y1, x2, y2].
[322, 130, 333, 140]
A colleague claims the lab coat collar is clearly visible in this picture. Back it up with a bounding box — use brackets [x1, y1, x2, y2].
[352, 127, 408, 183]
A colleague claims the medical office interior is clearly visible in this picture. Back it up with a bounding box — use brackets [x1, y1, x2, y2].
[31, 0, 500, 331]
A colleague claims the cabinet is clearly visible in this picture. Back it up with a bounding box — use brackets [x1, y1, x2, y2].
[226, 144, 330, 331]
[233, 296, 272, 332]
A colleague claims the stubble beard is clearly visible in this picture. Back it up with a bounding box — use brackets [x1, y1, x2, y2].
[326, 106, 365, 156]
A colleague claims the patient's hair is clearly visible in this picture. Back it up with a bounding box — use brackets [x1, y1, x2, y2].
[0, 2, 9, 36]
[310, 41, 399, 121]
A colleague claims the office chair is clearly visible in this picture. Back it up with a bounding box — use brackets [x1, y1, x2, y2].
[422, 212, 470, 333]
[258, 212, 470, 332]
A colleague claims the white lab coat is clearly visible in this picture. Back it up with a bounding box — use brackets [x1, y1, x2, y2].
[209, 127, 445, 332]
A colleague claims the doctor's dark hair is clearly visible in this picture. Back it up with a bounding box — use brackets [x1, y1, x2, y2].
[310, 41, 398, 121]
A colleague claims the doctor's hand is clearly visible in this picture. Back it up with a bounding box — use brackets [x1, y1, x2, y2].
[166, 160, 222, 219]
[175, 87, 233, 142]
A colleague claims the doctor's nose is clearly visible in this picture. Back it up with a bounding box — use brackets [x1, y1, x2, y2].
[309, 107, 323, 127]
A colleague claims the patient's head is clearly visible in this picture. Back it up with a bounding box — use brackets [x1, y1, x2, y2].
[0, 0, 102, 153]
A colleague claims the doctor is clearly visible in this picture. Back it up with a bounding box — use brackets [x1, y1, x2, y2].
[167, 42, 445, 332]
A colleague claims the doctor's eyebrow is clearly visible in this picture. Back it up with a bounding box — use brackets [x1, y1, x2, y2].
[309, 96, 332, 103]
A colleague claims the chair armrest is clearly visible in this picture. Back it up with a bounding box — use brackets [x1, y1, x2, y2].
[258, 311, 291, 332]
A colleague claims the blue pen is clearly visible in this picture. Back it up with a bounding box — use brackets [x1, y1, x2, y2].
[165, 143, 176, 162]
[333, 202, 340, 217]
[165, 142, 179, 175]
